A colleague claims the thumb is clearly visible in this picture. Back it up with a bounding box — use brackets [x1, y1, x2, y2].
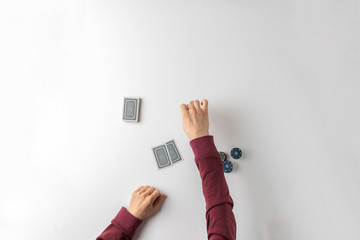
[153, 194, 167, 210]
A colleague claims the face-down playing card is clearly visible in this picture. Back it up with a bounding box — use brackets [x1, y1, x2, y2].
[123, 97, 140, 122]
[152, 145, 171, 169]
[166, 140, 182, 164]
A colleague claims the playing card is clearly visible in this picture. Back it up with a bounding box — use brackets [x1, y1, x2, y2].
[166, 140, 182, 164]
[123, 97, 140, 122]
[152, 145, 171, 169]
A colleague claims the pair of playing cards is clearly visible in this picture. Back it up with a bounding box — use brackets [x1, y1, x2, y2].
[122, 97, 141, 122]
[152, 140, 182, 169]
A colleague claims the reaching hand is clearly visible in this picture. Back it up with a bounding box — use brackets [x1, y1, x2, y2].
[127, 186, 167, 220]
[180, 99, 209, 141]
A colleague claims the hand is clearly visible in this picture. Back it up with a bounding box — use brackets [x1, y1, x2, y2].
[127, 186, 167, 220]
[180, 99, 209, 141]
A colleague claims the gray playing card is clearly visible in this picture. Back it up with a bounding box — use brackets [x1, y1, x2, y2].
[166, 140, 182, 164]
[122, 97, 140, 122]
[153, 145, 171, 169]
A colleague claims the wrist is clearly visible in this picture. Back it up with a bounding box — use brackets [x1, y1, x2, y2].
[128, 208, 143, 220]
[190, 133, 209, 141]
[190, 135, 218, 158]
[114, 207, 143, 238]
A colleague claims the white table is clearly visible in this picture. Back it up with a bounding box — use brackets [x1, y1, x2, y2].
[0, 1, 359, 239]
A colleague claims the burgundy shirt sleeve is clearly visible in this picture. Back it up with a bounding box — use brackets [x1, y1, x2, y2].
[96, 207, 143, 240]
[190, 135, 237, 240]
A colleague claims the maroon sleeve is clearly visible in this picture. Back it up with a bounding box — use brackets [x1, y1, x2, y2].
[97, 207, 143, 240]
[190, 135, 237, 240]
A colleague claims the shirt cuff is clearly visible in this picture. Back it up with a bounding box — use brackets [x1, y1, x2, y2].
[113, 207, 143, 238]
[190, 135, 218, 158]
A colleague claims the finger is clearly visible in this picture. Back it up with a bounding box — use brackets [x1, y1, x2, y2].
[135, 186, 144, 192]
[153, 193, 166, 211]
[139, 185, 151, 194]
[201, 99, 208, 112]
[188, 101, 195, 111]
[144, 186, 156, 196]
[193, 100, 201, 111]
[149, 189, 161, 203]
[180, 104, 189, 116]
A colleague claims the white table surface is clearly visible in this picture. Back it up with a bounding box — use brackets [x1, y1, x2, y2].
[0, 1, 359, 239]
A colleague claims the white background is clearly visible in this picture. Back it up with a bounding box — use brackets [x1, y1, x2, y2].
[0, 1, 359, 240]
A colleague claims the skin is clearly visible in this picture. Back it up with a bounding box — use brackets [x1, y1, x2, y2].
[127, 185, 167, 220]
[180, 99, 209, 140]
[127, 99, 210, 220]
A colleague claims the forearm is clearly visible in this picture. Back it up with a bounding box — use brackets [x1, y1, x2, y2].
[190, 136, 234, 211]
[97, 207, 143, 240]
[190, 135, 237, 240]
